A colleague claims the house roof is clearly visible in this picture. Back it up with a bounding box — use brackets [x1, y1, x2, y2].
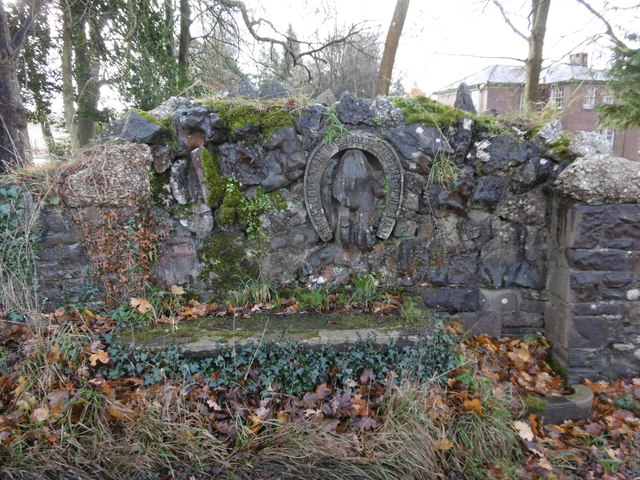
[436, 62, 608, 93]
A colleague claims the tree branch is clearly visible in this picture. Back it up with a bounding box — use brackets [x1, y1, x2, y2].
[9, 0, 45, 60]
[491, 0, 527, 41]
[217, 0, 366, 68]
[574, 0, 627, 50]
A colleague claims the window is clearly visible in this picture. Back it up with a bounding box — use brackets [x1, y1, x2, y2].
[600, 128, 615, 147]
[549, 86, 563, 109]
[603, 89, 615, 104]
[583, 87, 596, 109]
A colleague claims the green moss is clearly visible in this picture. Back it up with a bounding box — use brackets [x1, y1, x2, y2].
[549, 132, 573, 163]
[390, 95, 504, 134]
[199, 232, 260, 296]
[524, 395, 549, 414]
[199, 98, 294, 140]
[132, 108, 177, 149]
[391, 96, 467, 129]
[149, 171, 170, 200]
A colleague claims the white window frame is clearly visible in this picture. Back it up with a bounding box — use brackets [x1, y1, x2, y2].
[583, 87, 596, 109]
[603, 89, 615, 104]
[549, 86, 563, 110]
[600, 128, 615, 147]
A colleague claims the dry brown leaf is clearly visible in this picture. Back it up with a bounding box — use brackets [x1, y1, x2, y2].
[130, 297, 152, 314]
[31, 407, 49, 422]
[88, 350, 110, 366]
[514, 420, 534, 441]
[463, 398, 485, 415]
[170, 285, 185, 296]
[435, 437, 454, 451]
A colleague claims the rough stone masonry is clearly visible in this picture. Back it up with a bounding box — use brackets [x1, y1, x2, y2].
[33, 93, 640, 380]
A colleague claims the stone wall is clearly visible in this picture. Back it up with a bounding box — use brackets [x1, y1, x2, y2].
[32, 94, 640, 379]
[545, 155, 640, 381]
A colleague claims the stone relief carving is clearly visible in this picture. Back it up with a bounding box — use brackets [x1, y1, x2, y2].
[304, 134, 404, 250]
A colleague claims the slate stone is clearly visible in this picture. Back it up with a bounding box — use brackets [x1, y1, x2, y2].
[454, 83, 477, 114]
[232, 125, 262, 143]
[217, 142, 265, 187]
[471, 176, 507, 209]
[370, 97, 405, 126]
[419, 287, 480, 312]
[119, 109, 167, 144]
[473, 135, 540, 175]
[293, 104, 330, 151]
[426, 185, 466, 215]
[335, 92, 374, 126]
[450, 117, 476, 157]
[238, 80, 259, 98]
[151, 145, 172, 173]
[315, 89, 336, 105]
[447, 251, 478, 285]
[170, 159, 200, 205]
[151, 235, 199, 285]
[261, 126, 305, 191]
[301, 244, 339, 277]
[259, 79, 290, 99]
[383, 124, 452, 168]
[99, 118, 125, 140]
[171, 104, 227, 157]
[568, 250, 629, 271]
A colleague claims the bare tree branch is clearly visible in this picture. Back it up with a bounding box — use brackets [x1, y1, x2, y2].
[574, 0, 627, 49]
[491, 0, 527, 41]
[217, 0, 366, 68]
[7, 0, 45, 60]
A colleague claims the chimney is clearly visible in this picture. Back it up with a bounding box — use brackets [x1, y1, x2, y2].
[569, 53, 588, 66]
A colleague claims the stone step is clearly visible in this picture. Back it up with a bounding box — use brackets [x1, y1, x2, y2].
[124, 313, 439, 358]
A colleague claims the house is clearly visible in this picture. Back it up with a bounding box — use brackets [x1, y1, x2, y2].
[434, 53, 640, 161]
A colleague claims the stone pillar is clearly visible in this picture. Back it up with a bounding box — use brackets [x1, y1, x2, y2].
[545, 194, 640, 382]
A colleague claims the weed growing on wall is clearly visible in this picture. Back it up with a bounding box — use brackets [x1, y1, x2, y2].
[0, 184, 40, 314]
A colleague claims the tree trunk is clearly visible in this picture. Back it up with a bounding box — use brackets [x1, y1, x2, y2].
[178, 0, 190, 85]
[375, 0, 410, 96]
[70, 2, 98, 147]
[61, 5, 80, 153]
[0, 0, 37, 172]
[524, 0, 551, 108]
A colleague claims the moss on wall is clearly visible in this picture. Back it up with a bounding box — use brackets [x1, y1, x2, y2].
[199, 231, 260, 296]
[199, 98, 294, 140]
[132, 108, 177, 148]
[390, 95, 502, 133]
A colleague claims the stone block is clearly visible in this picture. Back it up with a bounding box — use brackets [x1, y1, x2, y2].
[569, 316, 615, 349]
[567, 249, 630, 271]
[458, 311, 502, 337]
[480, 289, 519, 312]
[419, 287, 480, 312]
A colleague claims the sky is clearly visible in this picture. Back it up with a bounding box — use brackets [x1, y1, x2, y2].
[242, 0, 640, 94]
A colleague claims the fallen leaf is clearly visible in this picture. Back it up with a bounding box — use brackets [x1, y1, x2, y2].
[89, 350, 110, 366]
[514, 420, 534, 441]
[463, 398, 485, 415]
[435, 437, 454, 450]
[130, 298, 152, 314]
[31, 407, 49, 422]
[170, 285, 185, 296]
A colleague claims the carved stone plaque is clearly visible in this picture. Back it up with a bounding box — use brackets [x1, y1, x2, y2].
[304, 133, 404, 247]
